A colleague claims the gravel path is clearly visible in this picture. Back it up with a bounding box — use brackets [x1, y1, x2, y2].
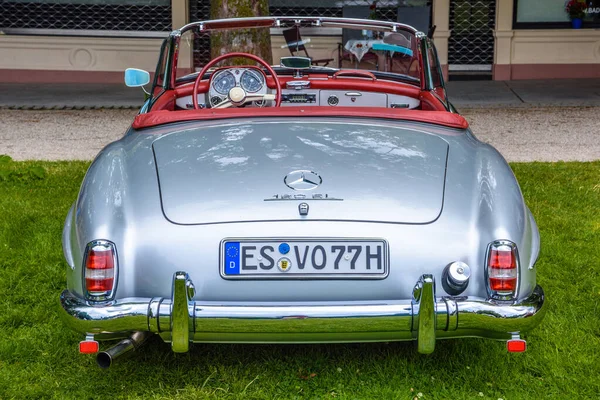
[461, 107, 600, 162]
[1, 107, 599, 162]
[0, 109, 137, 161]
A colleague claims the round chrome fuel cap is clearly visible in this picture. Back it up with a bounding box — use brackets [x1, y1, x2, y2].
[448, 261, 471, 286]
[443, 261, 471, 295]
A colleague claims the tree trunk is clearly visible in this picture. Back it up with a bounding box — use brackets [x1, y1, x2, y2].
[210, 0, 272, 65]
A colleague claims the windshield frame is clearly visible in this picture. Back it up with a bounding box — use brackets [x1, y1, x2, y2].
[151, 17, 437, 109]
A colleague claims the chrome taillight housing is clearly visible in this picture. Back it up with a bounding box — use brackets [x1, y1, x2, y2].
[83, 240, 118, 302]
[486, 240, 519, 300]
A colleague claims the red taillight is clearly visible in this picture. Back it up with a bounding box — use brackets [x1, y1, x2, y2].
[84, 241, 116, 300]
[488, 249, 516, 269]
[487, 241, 518, 299]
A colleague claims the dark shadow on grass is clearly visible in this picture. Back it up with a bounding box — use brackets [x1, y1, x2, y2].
[101, 333, 492, 373]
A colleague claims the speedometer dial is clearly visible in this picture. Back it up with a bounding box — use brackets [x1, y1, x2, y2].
[240, 70, 264, 93]
[212, 70, 236, 95]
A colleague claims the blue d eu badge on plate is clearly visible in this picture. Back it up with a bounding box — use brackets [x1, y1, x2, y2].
[224, 242, 240, 275]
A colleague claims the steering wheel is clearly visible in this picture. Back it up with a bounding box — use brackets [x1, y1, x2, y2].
[192, 52, 282, 109]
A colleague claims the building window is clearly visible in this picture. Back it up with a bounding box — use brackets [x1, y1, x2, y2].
[514, 0, 600, 28]
[0, 0, 172, 36]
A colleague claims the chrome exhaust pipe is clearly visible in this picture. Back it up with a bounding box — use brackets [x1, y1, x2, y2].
[96, 331, 152, 369]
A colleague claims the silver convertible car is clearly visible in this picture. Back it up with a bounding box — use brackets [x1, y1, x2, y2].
[59, 17, 546, 368]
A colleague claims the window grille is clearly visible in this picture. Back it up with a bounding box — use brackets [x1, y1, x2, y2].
[189, 0, 212, 69]
[448, 0, 496, 72]
[0, 0, 172, 35]
[269, 1, 399, 23]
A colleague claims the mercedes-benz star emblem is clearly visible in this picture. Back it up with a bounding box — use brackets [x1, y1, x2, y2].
[284, 170, 322, 191]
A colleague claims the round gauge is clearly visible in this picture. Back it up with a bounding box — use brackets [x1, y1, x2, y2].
[210, 96, 222, 107]
[212, 70, 236, 95]
[240, 70, 264, 93]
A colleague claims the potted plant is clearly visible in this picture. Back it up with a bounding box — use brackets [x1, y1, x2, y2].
[565, 0, 587, 29]
[367, 0, 378, 20]
[362, 1, 378, 39]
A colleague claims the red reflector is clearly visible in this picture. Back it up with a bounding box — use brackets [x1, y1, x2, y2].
[489, 277, 517, 292]
[488, 249, 516, 269]
[86, 277, 115, 292]
[79, 340, 99, 354]
[507, 339, 526, 353]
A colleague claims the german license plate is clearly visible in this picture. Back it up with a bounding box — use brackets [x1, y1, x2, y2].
[220, 238, 388, 279]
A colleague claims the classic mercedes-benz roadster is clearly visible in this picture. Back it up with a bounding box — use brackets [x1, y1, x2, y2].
[59, 17, 546, 368]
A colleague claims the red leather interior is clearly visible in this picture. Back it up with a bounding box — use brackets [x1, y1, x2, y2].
[150, 90, 178, 112]
[305, 78, 420, 96]
[419, 91, 447, 111]
[132, 107, 469, 130]
[146, 73, 456, 127]
[332, 70, 377, 81]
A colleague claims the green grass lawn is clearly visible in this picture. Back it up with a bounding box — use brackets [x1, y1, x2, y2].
[0, 160, 598, 400]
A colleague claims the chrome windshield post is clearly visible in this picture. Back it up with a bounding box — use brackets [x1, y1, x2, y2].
[418, 32, 434, 92]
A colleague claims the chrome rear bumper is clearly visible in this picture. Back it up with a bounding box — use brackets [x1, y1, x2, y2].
[59, 272, 546, 354]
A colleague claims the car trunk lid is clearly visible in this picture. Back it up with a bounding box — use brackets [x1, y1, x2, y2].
[152, 119, 448, 225]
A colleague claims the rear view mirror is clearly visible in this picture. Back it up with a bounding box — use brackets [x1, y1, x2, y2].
[124, 68, 150, 87]
[280, 57, 312, 69]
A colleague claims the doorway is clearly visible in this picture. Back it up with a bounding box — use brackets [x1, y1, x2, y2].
[448, 0, 496, 80]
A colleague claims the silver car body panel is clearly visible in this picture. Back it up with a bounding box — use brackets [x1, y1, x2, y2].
[63, 117, 539, 306]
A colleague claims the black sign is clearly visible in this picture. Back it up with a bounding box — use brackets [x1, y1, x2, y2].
[585, 0, 600, 22]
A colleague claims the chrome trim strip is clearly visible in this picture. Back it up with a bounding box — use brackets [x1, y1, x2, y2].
[180, 17, 419, 36]
[443, 297, 458, 331]
[158, 300, 171, 334]
[148, 298, 161, 333]
[286, 81, 311, 90]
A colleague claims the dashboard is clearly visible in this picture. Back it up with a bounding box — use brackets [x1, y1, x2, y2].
[175, 69, 421, 110]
